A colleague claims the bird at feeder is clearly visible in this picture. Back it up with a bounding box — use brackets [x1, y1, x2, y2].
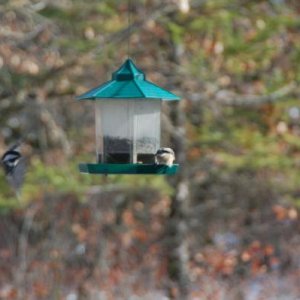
[155, 148, 175, 166]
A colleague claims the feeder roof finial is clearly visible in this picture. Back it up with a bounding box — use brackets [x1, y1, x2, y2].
[112, 59, 145, 81]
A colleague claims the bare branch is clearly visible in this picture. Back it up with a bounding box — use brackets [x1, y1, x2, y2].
[35, 97, 72, 156]
[215, 82, 298, 107]
[16, 24, 48, 49]
[14, 203, 40, 300]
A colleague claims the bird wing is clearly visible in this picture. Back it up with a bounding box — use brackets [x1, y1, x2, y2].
[7, 157, 26, 192]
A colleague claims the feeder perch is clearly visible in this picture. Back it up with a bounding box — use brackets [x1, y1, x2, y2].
[77, 59, 180, 175]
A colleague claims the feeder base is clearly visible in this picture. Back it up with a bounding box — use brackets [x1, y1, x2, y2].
[78, 163, 179, 175]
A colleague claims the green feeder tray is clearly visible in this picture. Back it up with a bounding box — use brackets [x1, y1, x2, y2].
[79, 163, 179, 175]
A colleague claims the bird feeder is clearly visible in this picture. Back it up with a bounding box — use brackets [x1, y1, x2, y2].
[77, 59, 180, 175]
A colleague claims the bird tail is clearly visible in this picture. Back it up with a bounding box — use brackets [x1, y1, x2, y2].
[6, 157, 26, 197]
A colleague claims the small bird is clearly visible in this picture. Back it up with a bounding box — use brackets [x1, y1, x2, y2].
[155, 147, 175, 166]
[1, 142, 26, 195]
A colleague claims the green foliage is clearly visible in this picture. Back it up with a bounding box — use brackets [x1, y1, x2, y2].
[0, 172, 19, 213]
[168, 22, 185, 44]
[39, 6, 72, 20]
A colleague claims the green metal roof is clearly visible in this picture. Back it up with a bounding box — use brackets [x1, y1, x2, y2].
[77, 59, 180, 101]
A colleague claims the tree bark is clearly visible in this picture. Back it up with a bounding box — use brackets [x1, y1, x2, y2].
[166, 99, 191, 299]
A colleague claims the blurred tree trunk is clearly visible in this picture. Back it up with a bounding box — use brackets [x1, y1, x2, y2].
[162, 12, 190, 292]
[166, 98, 190, 299]
[166, 36, 191, 298]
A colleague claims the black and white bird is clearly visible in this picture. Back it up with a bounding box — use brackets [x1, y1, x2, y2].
[1, 142, 26, 194]
[155, 147, 175, 166]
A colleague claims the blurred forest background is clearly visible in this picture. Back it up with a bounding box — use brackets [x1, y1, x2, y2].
[0, 0, 300, 299]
